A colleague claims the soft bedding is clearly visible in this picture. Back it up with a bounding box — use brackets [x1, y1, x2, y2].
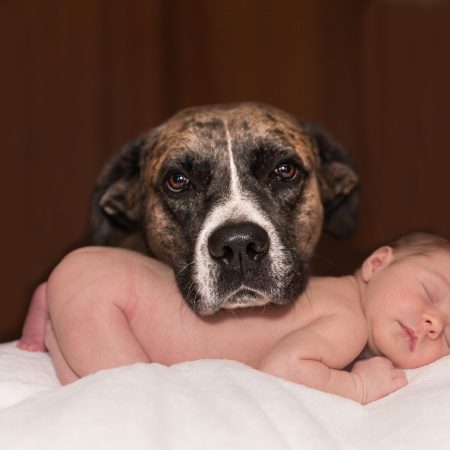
[0, 341, 449, 449]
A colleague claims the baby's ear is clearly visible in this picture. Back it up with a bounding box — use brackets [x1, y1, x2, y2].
[360, 246, 394, 282]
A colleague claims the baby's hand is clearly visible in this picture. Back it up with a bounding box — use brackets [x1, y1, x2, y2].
[351, 356, 408, 404]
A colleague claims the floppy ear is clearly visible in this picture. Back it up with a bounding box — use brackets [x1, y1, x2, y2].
[304, 122, 359, 238]
[91, 132, 155, 246]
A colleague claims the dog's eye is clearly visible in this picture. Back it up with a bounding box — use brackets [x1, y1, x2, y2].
[166, 173, 191, 192]
[270, 162, 299, 182]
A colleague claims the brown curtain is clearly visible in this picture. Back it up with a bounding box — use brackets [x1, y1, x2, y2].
[1, 0, 449, 341]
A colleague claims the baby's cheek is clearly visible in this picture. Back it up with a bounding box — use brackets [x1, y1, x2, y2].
[393, 348, 444, 369]
[366, 323, 387, 358]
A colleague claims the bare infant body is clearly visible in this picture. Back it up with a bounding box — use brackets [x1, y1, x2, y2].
[18, 233, 450, 404]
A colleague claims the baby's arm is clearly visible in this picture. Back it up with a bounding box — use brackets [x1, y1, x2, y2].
[45, 246, 171, 384]
[258, 315, 407, 404]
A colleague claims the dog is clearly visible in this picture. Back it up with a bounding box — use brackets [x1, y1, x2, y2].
[91, 103, 358, 315]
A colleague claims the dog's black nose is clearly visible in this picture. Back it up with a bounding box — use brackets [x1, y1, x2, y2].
[208, 222, 269, 270]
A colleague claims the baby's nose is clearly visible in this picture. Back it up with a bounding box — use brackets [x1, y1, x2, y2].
[423, 310, 446, 339]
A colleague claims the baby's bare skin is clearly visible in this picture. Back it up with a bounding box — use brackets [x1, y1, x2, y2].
[44, 247, 361, 372]
[20, 233, 450, 404]
[17, 283, 48, 352]
[19, 245, 408, 404]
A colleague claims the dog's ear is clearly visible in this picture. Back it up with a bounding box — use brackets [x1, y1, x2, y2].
[91, 132, 155, 246]
[304, 122, 359, 238]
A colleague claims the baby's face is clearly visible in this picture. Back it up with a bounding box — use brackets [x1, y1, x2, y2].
[363, 250, 450, 368]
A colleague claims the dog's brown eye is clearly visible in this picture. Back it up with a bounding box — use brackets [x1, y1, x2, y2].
[167, 173, 190, 192]
[271, 162, 298, 181]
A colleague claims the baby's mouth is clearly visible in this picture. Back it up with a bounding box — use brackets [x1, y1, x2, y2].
[399, 322, 417, 351]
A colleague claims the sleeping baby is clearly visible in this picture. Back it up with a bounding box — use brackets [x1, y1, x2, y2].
[18, 232, 450, 404]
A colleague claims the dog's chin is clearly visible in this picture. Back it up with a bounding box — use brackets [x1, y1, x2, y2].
[184, 283, 303, 316]
[177, 260, 309, 315]
[187, 288, 272, 316]
[221, 288, 271, 310]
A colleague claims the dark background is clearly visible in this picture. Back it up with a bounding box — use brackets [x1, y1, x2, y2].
[1, 0, 449, 341]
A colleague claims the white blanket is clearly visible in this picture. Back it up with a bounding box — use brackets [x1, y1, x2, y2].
[0, 341, 449, 449]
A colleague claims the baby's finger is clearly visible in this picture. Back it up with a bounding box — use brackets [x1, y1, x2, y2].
[391, 370, 408, 391]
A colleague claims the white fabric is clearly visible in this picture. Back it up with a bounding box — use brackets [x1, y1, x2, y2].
[0, 340, 449, 449]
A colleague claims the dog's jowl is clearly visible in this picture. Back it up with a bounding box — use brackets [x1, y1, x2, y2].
[92, 103, 358, 315]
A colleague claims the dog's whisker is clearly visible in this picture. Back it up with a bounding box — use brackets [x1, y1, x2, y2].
[185, 280, 203, 314]
[178, 300, 192, 331]
[177, 261, 195, 276]
[304, 287, 312, 308]
[312, 254, 344, 273]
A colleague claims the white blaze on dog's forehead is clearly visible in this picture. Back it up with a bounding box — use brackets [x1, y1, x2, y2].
[224, 124, 241, 201]
[193, 119, 291, 311]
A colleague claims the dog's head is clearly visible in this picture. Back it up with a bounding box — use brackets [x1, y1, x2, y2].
[92, 103, 358, 314]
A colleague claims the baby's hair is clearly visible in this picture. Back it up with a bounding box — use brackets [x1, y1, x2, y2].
[389, 231, 450, 260]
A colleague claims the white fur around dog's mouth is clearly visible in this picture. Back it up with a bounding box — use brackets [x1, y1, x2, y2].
[192, 120, 291, 312]
[221, 287, 270, 309]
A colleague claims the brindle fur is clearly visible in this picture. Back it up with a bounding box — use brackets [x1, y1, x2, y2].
[92, 103, 358, 314]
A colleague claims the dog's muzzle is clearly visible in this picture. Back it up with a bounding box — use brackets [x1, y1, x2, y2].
[208, 222, 269, 272]
[204, 221, 276, 310]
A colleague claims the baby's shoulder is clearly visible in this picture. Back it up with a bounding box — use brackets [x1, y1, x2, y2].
[305, 275, 365, 318]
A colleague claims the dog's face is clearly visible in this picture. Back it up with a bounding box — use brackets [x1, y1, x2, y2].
[92, 103, 358, 315]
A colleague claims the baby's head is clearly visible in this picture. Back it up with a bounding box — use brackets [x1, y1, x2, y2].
[388, 232, 450, 262]
[359, 231, 450, 369]
[355, 232, 450, 283]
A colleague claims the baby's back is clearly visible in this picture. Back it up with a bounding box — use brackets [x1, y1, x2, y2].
[128, 264, 361, 368]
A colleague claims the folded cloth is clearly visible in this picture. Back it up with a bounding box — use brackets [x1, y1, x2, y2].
[0, 341, 58, 408]
[0, 341, 449, 450]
